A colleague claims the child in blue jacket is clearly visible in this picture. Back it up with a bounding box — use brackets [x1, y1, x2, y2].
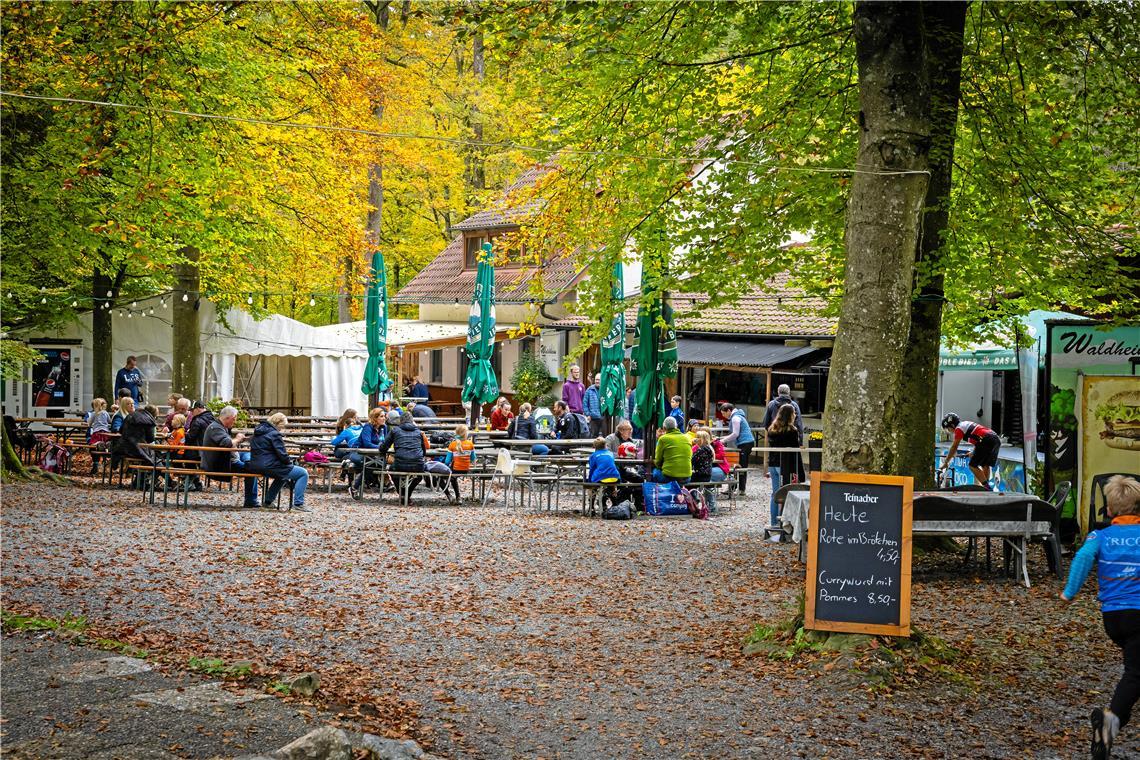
[1062, 475, 1140, 759]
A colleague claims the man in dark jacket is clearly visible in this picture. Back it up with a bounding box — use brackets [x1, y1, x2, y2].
[379, 411, 426, 501]
[247, 413, 309, 511]
[201, 405, 258, 508]
[114, 404, 156, 486]
[409, 401, 437, 419]
[761, 384, 803, 507]
[185, 403, 215, 447]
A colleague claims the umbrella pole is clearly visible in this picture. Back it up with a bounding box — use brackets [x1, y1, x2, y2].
[469, 401, 479, 430]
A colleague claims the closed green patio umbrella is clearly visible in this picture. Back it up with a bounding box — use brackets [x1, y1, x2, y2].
[598, 262, 627, 419]
[630, 271, 677, 434]
[461, 242, 499, 422]
[360, 251, 392, 400]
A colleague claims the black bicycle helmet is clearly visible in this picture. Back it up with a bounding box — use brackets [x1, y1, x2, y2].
[940, 412, 960, 430]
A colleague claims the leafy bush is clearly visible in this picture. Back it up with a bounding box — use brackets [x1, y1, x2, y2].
[510, 350, 554, 405]
[206, 398, 251, 428]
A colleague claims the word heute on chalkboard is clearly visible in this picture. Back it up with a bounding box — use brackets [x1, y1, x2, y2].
[808, 477, 910, 633]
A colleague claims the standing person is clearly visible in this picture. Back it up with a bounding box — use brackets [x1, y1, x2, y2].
[201, 405, 259, 508]
[583, 375, 604, 437]
[114, 356, 145, 402]
[653, 417, 692, 484]
[248, 413, 310, 512]
[763, 384, 803, 502]
[409, 375, 430, 401]
[766, 404, 803, 531]
[1061, 476, 1140, 759]
[379, 411, 427, 504]
[490, 397, 514, 431]
[561, 365, 586, 414]
[669, 395, 685, 428]
[939, 412, 1002, 489]
[718, 402, 755, 495]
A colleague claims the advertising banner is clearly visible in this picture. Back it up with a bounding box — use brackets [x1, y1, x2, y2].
[1045, 321, 1140, 522]
[30, 347, 74, 409]
[1080, 375, 1140, 534]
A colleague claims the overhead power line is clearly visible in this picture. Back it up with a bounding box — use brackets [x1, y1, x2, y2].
[0, 90, 931, 178]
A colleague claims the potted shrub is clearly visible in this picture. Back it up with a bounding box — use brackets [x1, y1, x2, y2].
[807, 431, 823, 473]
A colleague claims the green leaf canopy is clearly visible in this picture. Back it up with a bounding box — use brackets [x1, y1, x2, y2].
[361, 251, 392, 397]
[461, 242, 500, 405]
[599, 262, 627, 417]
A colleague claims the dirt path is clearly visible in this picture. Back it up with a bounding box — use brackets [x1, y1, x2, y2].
[0, 481, 1120, 758]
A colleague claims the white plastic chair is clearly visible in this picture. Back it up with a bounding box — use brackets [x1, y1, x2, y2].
[482, 448, 541, 508]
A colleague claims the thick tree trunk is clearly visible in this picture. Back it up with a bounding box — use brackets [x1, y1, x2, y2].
[172, 246, 201, 399]
[896, 3, 968, 487]
[1, 423, 30, 480]
[91, 269, 115, 402]
[823, 2, 933, 475]
[465, 30, 486, 202]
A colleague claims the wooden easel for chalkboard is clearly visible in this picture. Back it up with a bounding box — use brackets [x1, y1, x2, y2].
[805, 472, 913, 637]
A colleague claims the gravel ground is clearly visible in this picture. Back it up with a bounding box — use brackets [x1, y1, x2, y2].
[0, 476, 1126, 759]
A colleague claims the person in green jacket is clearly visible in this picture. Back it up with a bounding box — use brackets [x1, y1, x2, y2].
[654, 417, 693, 484]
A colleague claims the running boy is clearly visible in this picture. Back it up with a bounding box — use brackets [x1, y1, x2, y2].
[1061, 475, 1140, 759]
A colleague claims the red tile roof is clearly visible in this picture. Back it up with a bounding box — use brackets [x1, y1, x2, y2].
[451, 163, 554, 232]
[623, 273, 837, 337]
[393, 236, 584, 305]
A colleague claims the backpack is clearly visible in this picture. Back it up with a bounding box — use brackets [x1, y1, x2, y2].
[40, 443, 69, 474]
[682, 487, 709, 520]
[428, 431, 452, 447]
[301, 450, 329, 464]
[603, 499, 634, 520]
[571, 413, 589, 438]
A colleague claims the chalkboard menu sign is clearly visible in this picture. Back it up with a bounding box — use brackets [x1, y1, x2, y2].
[805, 472, 913, 637]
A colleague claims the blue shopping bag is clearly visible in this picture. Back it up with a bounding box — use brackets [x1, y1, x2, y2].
[643, 481, 689, 516]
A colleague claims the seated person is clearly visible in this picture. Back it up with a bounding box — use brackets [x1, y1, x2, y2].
[409, 401, 437, 419]
[653, 417, 692, 484]
[690, 430, 718, 512]
[168, 413, 187, 457]
[442, 424, 475, 503]
[349, 407, 386, 493]
[701, 427, 731, 483]
[248, 412, 309, 511]
[379, 411, 427, 502]
[330, 408, 361, 459]
[534, 401, 581, 456]
[200, 405, 258, 508]
[490, 397, 514, 431]
[587, 437, 623, 509]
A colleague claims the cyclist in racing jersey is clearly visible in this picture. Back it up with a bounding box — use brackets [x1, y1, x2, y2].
[939, 412, 1003, 489]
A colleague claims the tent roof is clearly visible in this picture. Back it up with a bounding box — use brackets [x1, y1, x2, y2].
[315, 319, 521, 352]
[939, 309, 1083, 371]
[676, 339, 823, 369]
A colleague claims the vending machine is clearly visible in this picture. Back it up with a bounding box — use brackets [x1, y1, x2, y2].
[15, 343, 83, 418]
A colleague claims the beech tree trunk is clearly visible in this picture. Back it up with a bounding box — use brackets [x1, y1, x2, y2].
[91, 268, 116, 402]
[172, 246, 201, 399]
[824, 2, 934, 475]
[896, 3, 967, 487]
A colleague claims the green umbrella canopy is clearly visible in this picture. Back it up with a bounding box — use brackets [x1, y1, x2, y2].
[599, 261, 627, 417]
[630, 268, 677, 431]
[461, 242, 500, 405]
[360, 251, 392, 397]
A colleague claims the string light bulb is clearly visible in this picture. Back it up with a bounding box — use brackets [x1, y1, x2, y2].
[161, 299, 167, 309]
[106, 290, 113, 297]
[127, 311, 133, 318]
[182, 293, 189, 302]
[309, 297, 316, 307]
[148, 308, 154, 315]
[247, 295, 253, 305]
[72, 300, 78, 307]
[41, 296, 47, 304]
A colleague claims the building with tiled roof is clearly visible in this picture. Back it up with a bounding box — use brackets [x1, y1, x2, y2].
[395, 161, 836, 423]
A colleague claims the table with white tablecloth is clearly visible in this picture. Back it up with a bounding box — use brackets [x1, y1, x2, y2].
[779, 490, 811, 562]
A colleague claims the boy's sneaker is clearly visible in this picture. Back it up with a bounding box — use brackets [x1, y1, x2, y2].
[1091, 707, 1119, 759]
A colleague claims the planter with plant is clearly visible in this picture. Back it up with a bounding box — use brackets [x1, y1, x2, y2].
[510, 350, 555, 406]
